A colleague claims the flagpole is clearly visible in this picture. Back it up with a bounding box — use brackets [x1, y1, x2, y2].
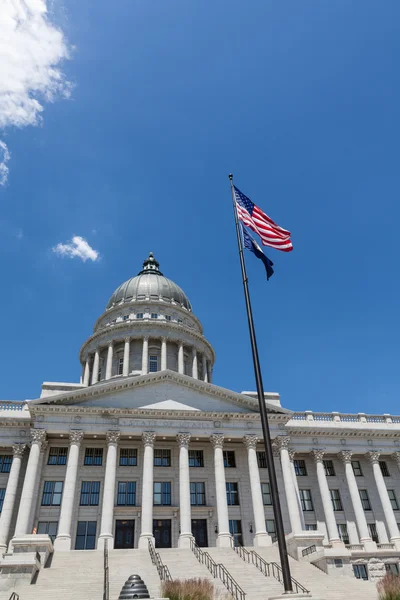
[228, 173, 293, 594]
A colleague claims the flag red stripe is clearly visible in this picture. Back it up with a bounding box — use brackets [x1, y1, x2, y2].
[236, 203, 293, 251]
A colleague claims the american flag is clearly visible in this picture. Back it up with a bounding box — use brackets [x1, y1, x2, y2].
[234, 186, 293, 252]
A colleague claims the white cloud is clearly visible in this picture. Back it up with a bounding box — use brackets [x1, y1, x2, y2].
[53, 236, 99, 262]
[0, 141, 10, 186]
[0, 0, 71, 184]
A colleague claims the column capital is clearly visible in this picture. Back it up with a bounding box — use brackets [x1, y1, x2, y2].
[192, 347, 197, 355]
[124, 336, 131, 343]
[142, 431, 156, 447]
[366, 451, 380, 464]
[143, 335, 149, 341]
[274, 436, 291, 451]
[69, 430, 84, 446]
[311, 449, 325, 463]
[106, 430, 120, 445]
[40, 441, 49, 454]
[177, 433, 191, 448]
[31, 429, 47, 445]
[210, 433, 224, 449]
[94, 345, 101, 353]
[338, 450, 353, 464]
[288, 449, 296, 462]
[107, 340, 114, 348]
[161, 336, 167, 342]
[243, 435, 258, 450]
[391, 452, 400, 466]
[271, 442, 280, 457]
[12, 444, 26, 457]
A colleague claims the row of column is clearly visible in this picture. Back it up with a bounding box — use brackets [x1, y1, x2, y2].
[275, 437, 400, 549]
[83, 338, 211, 385]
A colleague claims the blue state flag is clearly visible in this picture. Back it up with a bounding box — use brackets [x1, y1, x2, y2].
[241, 223, 274, 280]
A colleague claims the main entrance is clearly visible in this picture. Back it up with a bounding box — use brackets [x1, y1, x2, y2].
[115, 520, 135, 549]
[153, 519, 172, 548]
[192, 519, 208, 547]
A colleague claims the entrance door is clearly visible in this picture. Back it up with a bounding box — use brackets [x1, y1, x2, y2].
[115, 520, 135, 549]
[192, 519, 208, 547]
[153, 519, 172, 548]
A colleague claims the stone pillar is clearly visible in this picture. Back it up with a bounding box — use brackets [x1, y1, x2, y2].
[98, 431, 120, 549]
[178, 342, 184, 375]
[177, 433, 193, 548]
[243, 436, 271, 547]
[83, 359, 90, 386]
[54, 431, 84, 551]
[192, 349, 198, 379]
[123, 337, 130, 376]
[142, 336, 149, 375]
[210, 434, 232, 547]
[312, 450, 342, 546]
[338, 451, 375, 549]
[275, 437, 302, 534]
[14, 430, 47, 537]
[0, 445, 26, 552]
[391, 452, 400, 474]
[161, 337, 167, 371]
[288, 450, 306, 530]
[138, 432, 156, 548]
[207, 362, 212, 383]
[202, 355, 208, 382]
[91, 348, 100, 385]
[367, 452, 400, 548]
[105, 342, 113, 380]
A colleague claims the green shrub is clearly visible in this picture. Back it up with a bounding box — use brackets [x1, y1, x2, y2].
[161, 578, 226, 600]
[378, 573, 400, 600]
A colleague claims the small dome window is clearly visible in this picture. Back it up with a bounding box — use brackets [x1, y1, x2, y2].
[151, 313, 158, 319]
[136, 313, 143, 319]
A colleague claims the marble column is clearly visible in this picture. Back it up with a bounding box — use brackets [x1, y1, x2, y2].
[367, 451, 400, 548]
[192, 349, 198, 379]
[98, 431, 120, 549]
[123, 337, 130, 376]
[288, 450, 306, 530]
[177, 433, 193, 547]
[210, 434, 232, 547]
[338, 451, 374, 549]
[243, 435, 271, 547]
[14, 430, 47, 537]
[275, 437, 302, 535]
[0, 444, 26, 552]
[91, 348, 100, 385]
[54, 430, 84, 551]
[202, 355, 208, 383]
[138, 432, 156, 548]
[161, 337, 167, 371]
[105, 342, 113, 380]
[142, 336, 149, 375]
[312, 450, 342, 546]
[391, 452, 400, 474]
[178, 342, 184, 375]
[83, 359, 90, 386]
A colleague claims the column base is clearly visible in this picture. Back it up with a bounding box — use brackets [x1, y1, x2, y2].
[216, 533, 233, 548]
[253, 532, 272, 547]
[53, 535, 72, 552]
[97, 534, 114, 550]
[328, 538, 346, 548]
[138, 534, 155, 549]
[178, 533, 194, 548]
[390, 537, 400, 551]
[360, 537, 377, 552]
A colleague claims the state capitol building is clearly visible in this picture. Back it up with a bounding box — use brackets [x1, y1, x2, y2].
[0, 253, 399, 593]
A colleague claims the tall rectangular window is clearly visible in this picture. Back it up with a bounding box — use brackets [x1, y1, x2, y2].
[337, 523, 349, 544]
[37, 521, 58, 542]
[323, 460, 335, 476]
[351, 461, 363, 476]
[294, 460, 307, 476]
[305, 524, 317, 531]
[330, 489, 343, 511]
[119, 448, 137, 466]
[226, 482, 240, 506]
[388, 490, 399, 510]
[118, 357, 124, 375]
[80, 481, 100, 506]
[75, 521, 97, 550]
[385, 564, 400, 576]
[47, 447, 68, 465]
[223, 451, 236, 468]
[266, 519, 277, 542]
[41, 481, 63, 506]
[229, 520, 243, 547]
[149, 355, 158, 373]
[154, 449, 171, 467]
[151, 313, 158, 319]
[84, 448, 103, 466]
[136, 313, 143, 319]
[368, 523, 379, 543]
[353, 564, 368, 580]
[257, 452, 267, 468]
[379, 461, 390, 477]
[188, 450, 204, 467]
[0, 489, 5, 512]
[190, 482, 206, 505]
[153, 482, 171, 505]
[261, 482, 272, 505]
[117, 482, 136, 506]
[0, 456, 12, 473]
[359, 489, 371, 510]
[299, 489, 313, 511]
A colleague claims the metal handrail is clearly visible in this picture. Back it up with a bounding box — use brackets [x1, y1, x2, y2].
[9, 594, 20, 600]
[148, 539, 172, 582]
[302, 544, 317, 557]
[103, 538, 109, 600]
[233, 545, 251, 563]
[269, 560, 309, 595]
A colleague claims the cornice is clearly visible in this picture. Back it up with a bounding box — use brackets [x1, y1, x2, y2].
[286, 426, 400, 439]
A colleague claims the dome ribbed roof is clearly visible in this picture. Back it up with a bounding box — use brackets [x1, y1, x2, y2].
[106, 253, 192, 311]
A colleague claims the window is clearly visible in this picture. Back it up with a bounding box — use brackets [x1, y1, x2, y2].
[98, 362, 102, 381]
[149, 355, 158, 373]
[352, 461, 363, 477]
[123, 315, 129, 321]
[266, 519, 277, 542]
[47, 447, 68, 465]
[120, 448, 137, 466]
[385, 564, 400, 576]
[0, 489, 5, 512]
[153, 482, 171, 505]
[388, 490, 399, 510]
[151, 313, 158, 319]
[117, 482, 136, 506]
[229, 520, 243, 547]
[190, 482, 206, 505]
[305, 524, 317, 531]
[80, 481, 100, 506]
[294, 460, 307, 476]
[261, 483, 272, 505]
[368, 523, 379, 543]
[165, 315, 171, 321]
[189, 450, 204, 467]
[136, 313, 143, 319]
[353, 564, 368, 580]
[323, 460, 335, 477]
[0, 456, 12, 473]
[299, 489, 313, 511]
[154, 449, 171, 467]
[380, 461, 390, 477]
[257, 452, 267, 468]
[37, 521, 58, 542]
[223, 451, 236, 468]
[118, 357, 124, 375]
[337, 523, 349, 544]
[330, 489, 343, 511]
[75, 521, 97, 550]
[41, 481, 63, 506]
[84, 448, 103, 466]
[226, 482, 240, 506]
[359, 489, 371, 510]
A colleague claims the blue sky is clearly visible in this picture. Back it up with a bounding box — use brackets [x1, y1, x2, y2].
[0, 1, 399, 414]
